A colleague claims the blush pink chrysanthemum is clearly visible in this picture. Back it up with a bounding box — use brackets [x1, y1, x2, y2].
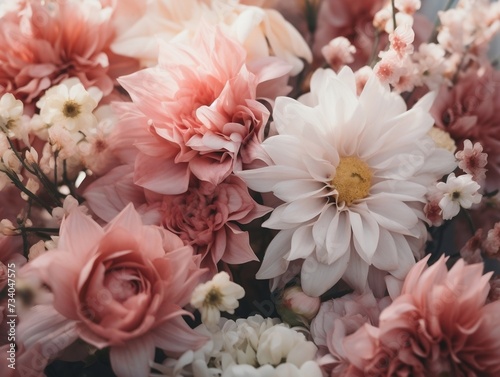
[16, 204, 207, 377]
[111, 26, 290, 195]
[0, 0, 138, 105]
[342, 256, 500, 377]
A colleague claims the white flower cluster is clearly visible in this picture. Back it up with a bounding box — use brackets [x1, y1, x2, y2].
[30, 78, 117, 178]
[151, 315, 321, 377]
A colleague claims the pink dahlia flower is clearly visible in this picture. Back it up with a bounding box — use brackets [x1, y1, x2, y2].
[16, 204, 207, 377]
[114, 26, 290, 194]
[84, 165, 270, 274]
[343, 256, 500, 376]
[0, 0, 137, 104]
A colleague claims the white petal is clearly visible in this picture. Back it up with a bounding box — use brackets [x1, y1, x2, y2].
[325, 211, 351, 264]
[388, 234, 416, 279]
[349, 210, 380, 263]
[312, 206, 336, 248]
[371, 228, 400, 271]
[256, 229, 294, 279]
[301, 252, 350, 297]
[366, 197, 419, 234]
[289, 224, 316, 260]
[272, 179, 326, 202]
[342, 249, 369, 292]
[238, 165, 310, 193]
[263, 198, 324, 228]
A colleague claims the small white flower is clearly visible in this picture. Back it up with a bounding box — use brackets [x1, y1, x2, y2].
[0, 93, 23, 128]
[37, 78, 101, 131]
[190, 272, 245, 327]
[437, 173, 482, 220]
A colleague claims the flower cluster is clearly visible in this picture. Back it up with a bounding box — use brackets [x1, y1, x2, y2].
[0, 1, 499, 377]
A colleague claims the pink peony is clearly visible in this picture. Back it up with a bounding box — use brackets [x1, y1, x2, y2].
[342, 256, 500, 376]
[431, 65, 500, 191]
[84, 166, 270, 274]
[16, 204, 207, 377]
[114, 26, 290, 195]
[0, 0, 138, 105]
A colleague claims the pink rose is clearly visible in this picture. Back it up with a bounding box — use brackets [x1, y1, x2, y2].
[17, 204, 207, 377]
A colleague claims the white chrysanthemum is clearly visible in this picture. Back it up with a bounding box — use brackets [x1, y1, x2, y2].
[190, 272, 245, 328]
[150, 315, 321, 377]
[238, 67, 456, 297]
[436, 173, 482, 220]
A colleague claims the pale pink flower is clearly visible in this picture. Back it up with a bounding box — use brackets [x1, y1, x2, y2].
[310, 291, 391, 376]
[455, 139, 488, 183]
[437, 1, 500, 58]
[374, 50, 405, 85]
[395, 0, 421, 15]
[321, 37, 356, 72]
[114, 27, 289, 194]
[17, 204, 207, 377]
[389, 24, 415, 59]
[0, 1, 137, 104]
[343, 256, 500, 376]
[423, 186, 444, 227]
[412, 43, 447, 90]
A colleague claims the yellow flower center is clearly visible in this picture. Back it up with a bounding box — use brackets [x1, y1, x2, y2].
[331, 156, 372, 206]
[62, 100, 81, 118]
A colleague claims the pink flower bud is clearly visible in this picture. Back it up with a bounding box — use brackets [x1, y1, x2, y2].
[282, 286, 321, 321]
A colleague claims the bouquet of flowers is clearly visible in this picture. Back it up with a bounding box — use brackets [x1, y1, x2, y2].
[0, 0, 499, 376]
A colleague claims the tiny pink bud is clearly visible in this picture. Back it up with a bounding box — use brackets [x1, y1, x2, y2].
[282, 286, 321, 321]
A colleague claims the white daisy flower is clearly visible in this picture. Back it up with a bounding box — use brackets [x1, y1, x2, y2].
[190, 271, 245, 328]
[238, 67, 456, 297]
[437, 173, 482, 220]
[37, 78, 101, 131]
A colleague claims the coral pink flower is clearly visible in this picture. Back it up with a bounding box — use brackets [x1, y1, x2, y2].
[115, 26, 290, 194]
[343, 256, 500, 376]
[0, 0, 137, 105]
[431, 65, 500, 191]
[17, 204, 207, 377]
[84, 166, 270, 274]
